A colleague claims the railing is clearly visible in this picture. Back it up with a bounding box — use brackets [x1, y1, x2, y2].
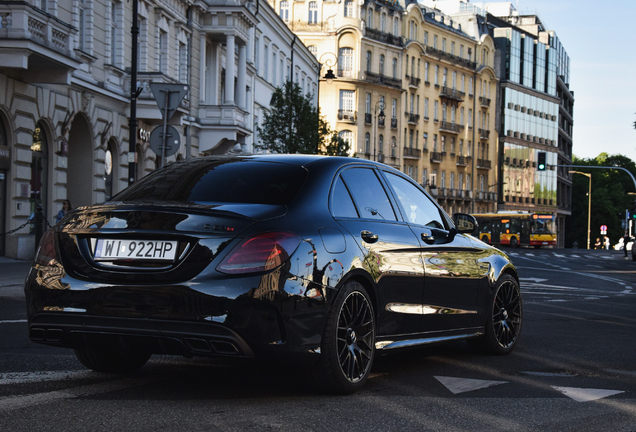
[456, 155, 467, 166]
[403, 147, 421, 159]
[365, 113, 372, 124]
[390, 117, 398, 129]
[425, 46, 477, 70]
[405, 75, 421, 88]
[338, 110, 357, 122]
[439, 121, 461, 134]
[479, 96, 491, 107]
[479, 129, 490, 139]
[364, 71, 402, 89]
[378, 116, 385, 127]
[365, 27, 403, 46]
[440, 86, 465, 102]
[406, 113, 420, 125]
[476, 159, 492, 169]
[430, 151, 443, 163]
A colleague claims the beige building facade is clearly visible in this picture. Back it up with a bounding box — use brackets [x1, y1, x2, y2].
[270, 0, 499, 215]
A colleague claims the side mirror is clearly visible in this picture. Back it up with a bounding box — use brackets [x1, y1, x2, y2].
[453, 213, 478, 234]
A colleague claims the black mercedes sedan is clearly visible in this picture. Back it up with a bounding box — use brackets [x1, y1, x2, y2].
[25, 155, 521, 394]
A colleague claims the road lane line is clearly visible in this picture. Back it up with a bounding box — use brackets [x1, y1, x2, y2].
[0, 320, 27, 324]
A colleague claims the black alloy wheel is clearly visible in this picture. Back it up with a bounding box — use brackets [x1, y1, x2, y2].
[312, 281, 376, 394]
[468, 274, 522, 355]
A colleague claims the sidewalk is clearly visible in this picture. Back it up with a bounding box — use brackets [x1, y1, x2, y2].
[0, 256, 31, 299]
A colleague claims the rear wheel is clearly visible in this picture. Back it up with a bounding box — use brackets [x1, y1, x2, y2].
[74, 348, 151, 373]
[510, 237, 518, 248]
[481, 235, 490, 244]
[312, 281, 375, 394]
[468, 274, 522, 355]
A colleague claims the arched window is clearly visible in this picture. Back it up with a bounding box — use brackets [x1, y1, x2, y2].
[367, 7, 373, 27]
[279, 1, 289, 22]
[308, 2, 318, 24]
[339, 130, 354, 150]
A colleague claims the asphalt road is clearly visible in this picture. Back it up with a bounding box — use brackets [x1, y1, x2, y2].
[1, 249, 635, 431]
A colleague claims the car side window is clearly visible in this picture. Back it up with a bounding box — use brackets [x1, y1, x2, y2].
[330, 175, 359, 218]
[341, 168, 397, 221]
[384, 172, 445, 229]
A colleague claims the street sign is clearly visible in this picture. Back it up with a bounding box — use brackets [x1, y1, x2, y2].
[149, 83, 190, 122]
[149, 125, 181, 157]
[600, 224, 608, 235]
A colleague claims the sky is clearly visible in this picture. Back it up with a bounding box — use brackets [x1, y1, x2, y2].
[510, 0, 636, 161]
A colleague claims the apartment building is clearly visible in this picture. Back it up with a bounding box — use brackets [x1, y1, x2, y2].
[425, 0, 573, 246]
[0, 0, 318, 259]
[271, 0, 499, 214]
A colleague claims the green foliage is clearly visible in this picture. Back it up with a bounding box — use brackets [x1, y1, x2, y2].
[255, 81, 349, 156]
[566, 153, 636, 248]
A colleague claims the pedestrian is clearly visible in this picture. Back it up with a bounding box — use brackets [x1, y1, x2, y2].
[604, 236, 610, 251]
[624, 230, 631, 258]
[56, 200, 73, 223]
[594, 238, 601, 249]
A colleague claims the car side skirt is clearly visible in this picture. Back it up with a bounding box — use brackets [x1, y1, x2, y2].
[375, 327, 483, 350]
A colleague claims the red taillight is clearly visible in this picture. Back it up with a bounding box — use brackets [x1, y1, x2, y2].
[34, 229, 57, 266]
[217, 232, 301, 274]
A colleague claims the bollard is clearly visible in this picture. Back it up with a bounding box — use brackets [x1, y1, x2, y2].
[34, 205, 45, 250]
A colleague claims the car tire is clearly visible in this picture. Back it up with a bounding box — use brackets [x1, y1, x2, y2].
[312, 281, 376, 394]
[467, 274, 522, 355]
[74, 348, 151, 373]
[510, 237, 518, 248]
[481, 235, 489, 244]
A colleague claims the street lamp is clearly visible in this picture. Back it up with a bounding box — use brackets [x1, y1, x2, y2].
[373, 100, 385, 162]
[315, 52, 338, 153]
[570, 170, 592, 250]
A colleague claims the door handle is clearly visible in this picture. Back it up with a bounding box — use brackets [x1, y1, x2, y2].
[361, 230, 379, 243]
[421, 232, 435, 245]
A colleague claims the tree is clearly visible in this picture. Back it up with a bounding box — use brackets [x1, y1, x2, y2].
[566, 153, 636, 248]
[256, 81, 349, 156]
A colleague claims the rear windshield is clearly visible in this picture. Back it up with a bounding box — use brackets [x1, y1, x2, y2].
[113, 159, 308, 205]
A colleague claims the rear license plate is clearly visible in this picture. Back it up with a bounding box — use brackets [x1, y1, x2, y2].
[94, 239, 178, 261]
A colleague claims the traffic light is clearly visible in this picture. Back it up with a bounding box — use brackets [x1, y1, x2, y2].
[537, 152, 546, 171]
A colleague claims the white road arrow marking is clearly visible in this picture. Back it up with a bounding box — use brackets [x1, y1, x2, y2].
[435, 376, 508, 394]
[552, 386, 624, 402]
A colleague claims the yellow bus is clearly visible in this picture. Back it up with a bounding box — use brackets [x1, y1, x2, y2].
[472, 212, 556, 248]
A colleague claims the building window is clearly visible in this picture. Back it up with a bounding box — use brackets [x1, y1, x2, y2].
[308, 2, 318, 24]
[308, 45, 317, 57]
[364, 132, 370, 153]
[366, 93, 371, 114]
[178, 41, 188, 83]
[264, 44, 269, 81]
[393, 17, 399, 36]
[380, 13, 386, 32]
[339, 90, 355, 113]
[451, 41, 455, 55]
[366, 7, 373, 26]
[434, 101, 438, 121]
[339, 47, 354, 77]
[366, 51, 372, 72]
[469, 77, 473, 95]
[424, 31, 428, 45]
[109, 1, 121, 67]
[392, 58, 397, 78]
[424, 62, 429, 82]
[424, 98, 429, 119]
[379, 54, 385, 75]
[30, 122, 49, 219]
[158, 29, 168, 73]
[279, 1, 289, 22]
[392, 99, 397, 119]
[434, 65, 439, 86]
[340, 130, 354, 149]
[433, 34, 438, 49]
[344, 0, 354, 18]
[255, 37, 260, 71]
[442, 38, 446, 52]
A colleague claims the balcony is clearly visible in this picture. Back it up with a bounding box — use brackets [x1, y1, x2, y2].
[439, 86, 465, 103]
[456, 155, 467, 167]
[430, 151, 443, 163]
[475, 191, 497, 201]
[390, 117, 398, 129]
[439, 121, 461, 134]
[0, 2, 80, 84]
[377, 153, 385, 163]
[365, 113, 372, 124]
[406, 112, 420, 125]
[479, 96, 491, 108]
[364, 27, 403, 47]
[403, 147, 421, 159]
[476, 159, 492, 169]
[364, 71, 402, 90]
[378, 116, 385, 127]
[479, 129, 490, 140]
[338, 110, 357, 123]
[425, 46, 477, 70]
[405, 74, 421, 88]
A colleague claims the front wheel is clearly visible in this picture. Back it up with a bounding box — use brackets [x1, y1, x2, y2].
[75, 348, 151, 373]
[510, 237, 519, 248]
[312, 281, 376, 394]
[468, 274, 522, 355]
